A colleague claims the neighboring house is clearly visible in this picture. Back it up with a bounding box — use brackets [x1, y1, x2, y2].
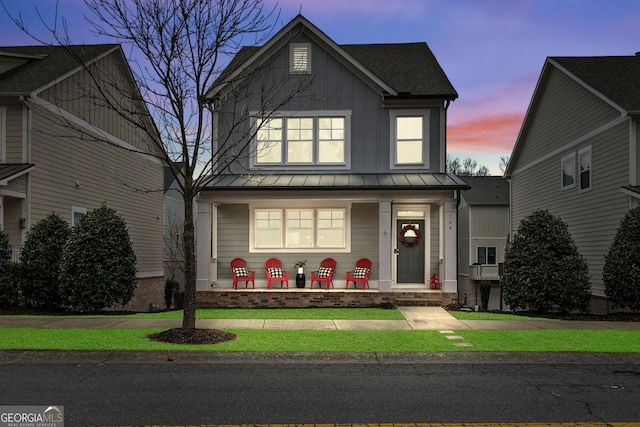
[505, 54, 640, 312]
[457, 176, 509, 310]
[0, 44, 164, 310]
[196, 14, 467, 297]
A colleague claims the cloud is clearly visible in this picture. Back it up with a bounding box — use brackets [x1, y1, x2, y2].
[448, 112, 524, 154]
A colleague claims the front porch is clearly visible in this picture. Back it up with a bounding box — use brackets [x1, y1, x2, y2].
[196, 289, 458, 308]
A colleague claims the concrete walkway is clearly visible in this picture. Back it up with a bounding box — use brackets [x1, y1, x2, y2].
[0, 306, 639, 330]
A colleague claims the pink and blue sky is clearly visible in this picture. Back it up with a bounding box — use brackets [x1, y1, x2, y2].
[2, 0, 640, 174]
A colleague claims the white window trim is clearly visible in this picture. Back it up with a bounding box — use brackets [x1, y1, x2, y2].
[560, 152, 576, 191]
[250, 111, 351, 170]
[249, 201, 351, 253]
[477, 246, 497, 265]
[289, 43, 312, 74]
[389, 109, 431, 169]
[578, 145, 592, 192]
[71, 206, 87, 226]
[0, 106, 6, 163]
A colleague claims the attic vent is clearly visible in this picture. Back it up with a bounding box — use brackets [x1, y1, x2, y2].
[290, 43, 311, 74]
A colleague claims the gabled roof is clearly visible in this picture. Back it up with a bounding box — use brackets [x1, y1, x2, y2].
[506, 53, 640, 176]
[459, 176, 509, 205]
[0, 44, 119, 96]
[0, 163, 35, 185]
[208, 14, 457, 100]
[551, 55, 640, 112]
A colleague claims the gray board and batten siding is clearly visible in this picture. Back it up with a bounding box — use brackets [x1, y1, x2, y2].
[215, 33, 445, 175]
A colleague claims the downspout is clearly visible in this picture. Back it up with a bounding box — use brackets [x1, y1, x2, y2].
[19, 96, 32, 239]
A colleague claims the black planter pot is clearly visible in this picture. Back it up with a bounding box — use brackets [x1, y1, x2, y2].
[174, 292, 185, 309]
[296, 273, 305, 288]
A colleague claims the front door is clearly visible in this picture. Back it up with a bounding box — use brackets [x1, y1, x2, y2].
[396, 219, 425, 283]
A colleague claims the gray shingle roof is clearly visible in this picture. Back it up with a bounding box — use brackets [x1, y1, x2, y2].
[212, 22, 457, 99]
[0, 44, 118, 95]
[552, 55, 640, 111]
[0, 163, 35, 183]
[459, 176, 509, 205]
[342, 43, 457, 98]
[205, 173, 469, 191]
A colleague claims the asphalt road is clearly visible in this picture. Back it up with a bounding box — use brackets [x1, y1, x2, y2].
[1, 352, 640, 425]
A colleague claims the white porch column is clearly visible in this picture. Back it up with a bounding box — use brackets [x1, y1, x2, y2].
[196, 201, 212, 291]
[378, 199, 392, 292]
[442, 200, 458, 292]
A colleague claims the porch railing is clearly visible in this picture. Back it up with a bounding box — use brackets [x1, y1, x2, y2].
[11, 249, 21, 263]
[469, 264, 499, 281]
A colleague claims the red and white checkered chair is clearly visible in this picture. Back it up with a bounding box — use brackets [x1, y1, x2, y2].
[310, 258, 337, 290]
[345, 258, 372, 290]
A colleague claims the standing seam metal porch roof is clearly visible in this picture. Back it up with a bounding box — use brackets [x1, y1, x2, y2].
[205, 173, 469, 191]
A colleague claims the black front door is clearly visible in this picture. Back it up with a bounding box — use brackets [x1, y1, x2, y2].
[396, 219, 425, 283]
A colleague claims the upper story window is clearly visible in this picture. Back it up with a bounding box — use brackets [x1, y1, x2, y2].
[561, 152, 575, 190]
[290, 43, 311, 74]
[578, 146, 591, 191]
[390, 109, 430, 168]
[253, 112, 349, 168]
[0, 106, 6, 163]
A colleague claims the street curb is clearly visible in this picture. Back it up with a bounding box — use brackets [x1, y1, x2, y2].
[1, 350, 640, 364]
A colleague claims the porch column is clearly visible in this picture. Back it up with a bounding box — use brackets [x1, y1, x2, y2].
[442, 200, 458, 292]
[196, 201, 212, 291]
[378, 199, 392, 292]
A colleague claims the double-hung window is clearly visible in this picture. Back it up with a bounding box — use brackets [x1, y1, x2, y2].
[390, 109, 430, 168]
[252, 207, 348, 251]
[578, 146, 591, 191]
[254, 113, 348, 167]
[561, 153, 575, 190]
[477, 246, 497, 265]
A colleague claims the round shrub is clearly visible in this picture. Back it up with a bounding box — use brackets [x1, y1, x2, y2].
[0, 228, 12, 306]
[20, 212, 71, 308]
[503, 209, 591, 313]
[59, 206, 137, 312]
[603, 206, 640, 311]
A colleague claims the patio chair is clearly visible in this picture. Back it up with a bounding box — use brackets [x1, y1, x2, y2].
[310, 258, 337, 290]
[230, 258, 255, 289]
[346, 258, 372, 290]
[265, 258, 289, 289]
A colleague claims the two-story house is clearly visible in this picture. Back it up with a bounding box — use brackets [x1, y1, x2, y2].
[195, 15, 466, 303]
[0, 44, 164, 311]
[457, 176, 509, 310]
[505, 54, 640, 313]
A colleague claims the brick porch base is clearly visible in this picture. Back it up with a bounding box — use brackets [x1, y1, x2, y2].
[196, 290, 457, 308]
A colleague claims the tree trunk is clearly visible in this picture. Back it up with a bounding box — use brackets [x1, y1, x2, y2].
[182, 188, 196, 329]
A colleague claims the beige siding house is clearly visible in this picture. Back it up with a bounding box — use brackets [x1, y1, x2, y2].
[457, 176, 509, 310]
[505, 55, 640, 312]
[0, 45, 164, 310]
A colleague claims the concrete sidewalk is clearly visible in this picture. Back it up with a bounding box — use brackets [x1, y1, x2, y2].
[0, 306, 639, 330]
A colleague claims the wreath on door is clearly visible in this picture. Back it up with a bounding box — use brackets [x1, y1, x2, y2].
[399, 224, 421, 248]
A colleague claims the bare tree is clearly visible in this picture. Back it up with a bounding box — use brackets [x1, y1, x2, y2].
[4, 0, 312, 329]
[446, 155, 490, 176]
[499, 155, 510, 174]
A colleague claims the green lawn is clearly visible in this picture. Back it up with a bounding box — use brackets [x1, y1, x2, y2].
[2, 308, 639, 353]
[448, 310, 554, 321]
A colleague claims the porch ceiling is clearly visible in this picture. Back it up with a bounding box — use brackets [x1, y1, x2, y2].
[205, 173, 469, 191]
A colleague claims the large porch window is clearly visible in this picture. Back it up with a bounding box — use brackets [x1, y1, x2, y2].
[251, 206, 348, 252]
